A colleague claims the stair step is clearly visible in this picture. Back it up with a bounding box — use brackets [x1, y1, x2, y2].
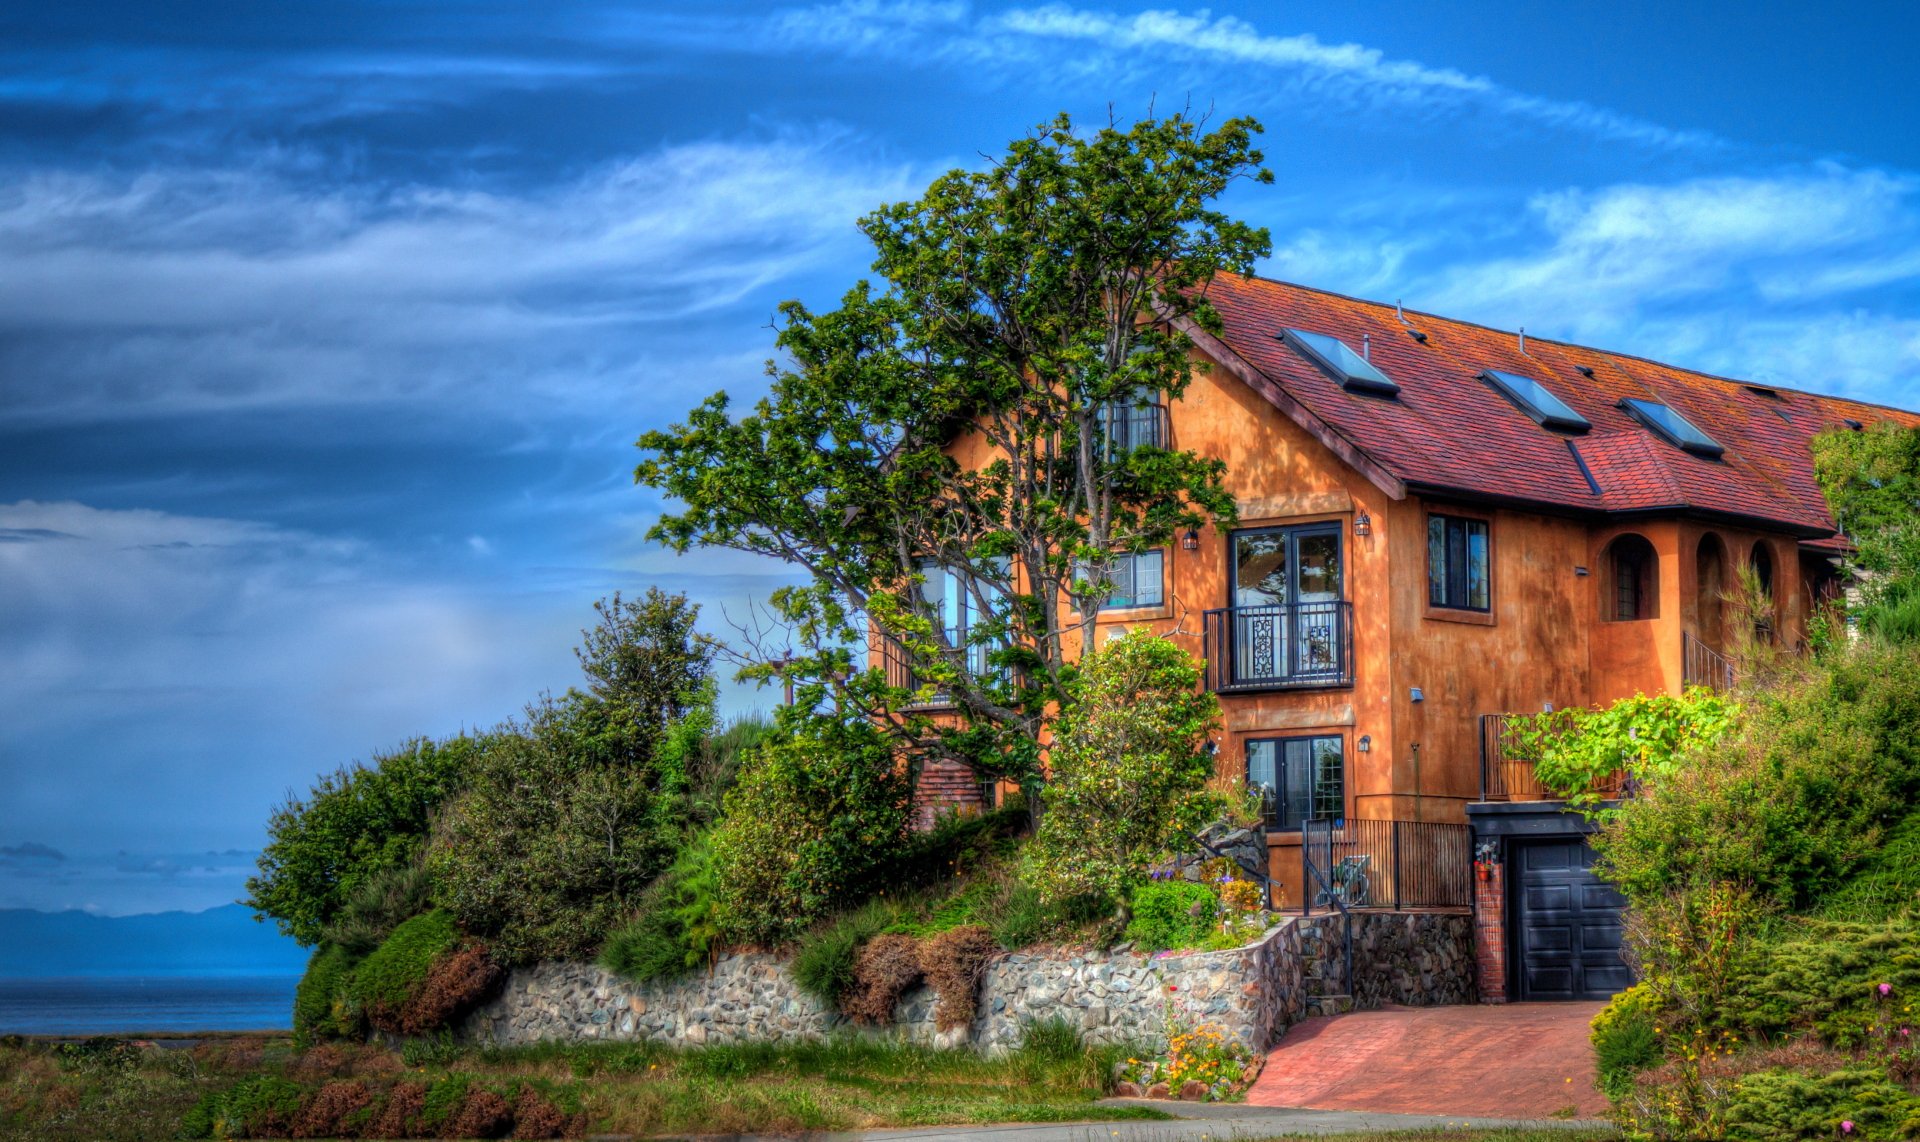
[1306, 995, 1354, 1017]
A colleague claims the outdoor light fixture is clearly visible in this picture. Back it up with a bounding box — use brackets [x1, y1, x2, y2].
[1353, 510, 1372, 537]
[1409, 687, 1424, 703]
[1182, 528, 1201, 552]
[1357, 735, 1371, 752]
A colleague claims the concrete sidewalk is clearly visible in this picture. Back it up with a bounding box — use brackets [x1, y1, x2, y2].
[721, 1100, 1608, 1140]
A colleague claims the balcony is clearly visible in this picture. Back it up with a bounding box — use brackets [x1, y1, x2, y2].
[1477, 713, 1626, 803]
[876, 636, 957, 711]
[1202, 601, 1353, 693]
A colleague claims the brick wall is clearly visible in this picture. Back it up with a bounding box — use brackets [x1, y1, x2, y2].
[911, 757, 984, 831]
[1473, 860, 1508, 1003]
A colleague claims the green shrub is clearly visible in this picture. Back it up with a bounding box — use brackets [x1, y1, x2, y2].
[1600, 643, 1920, 911]
[793, 899, 902, 1009]
[1124, 880, 1218, 952]
[430, 590, 715, 964]
[292, 942, 360, 1047]
[1028, 631, 1220, 913]
[1591, 983, 1663, 1101]
[1723, 1062, 1920, 1141]
[1822, 808, 1920, 922]
[247, 734, 482, 946]
[601, 833, 724, 983]
[1720, 918, 1920, 1048]
[709, 715, 911, 946]
[185, 1074, 306, 1140]
[430, 699, 682, 964]
[347, 910, 459, 1030]
[322, 861, 436, 956]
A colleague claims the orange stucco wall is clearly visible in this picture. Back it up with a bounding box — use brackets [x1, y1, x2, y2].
[896, 346, 1815, 904]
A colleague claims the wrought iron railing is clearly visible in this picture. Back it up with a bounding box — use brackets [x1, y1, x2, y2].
[876, 636, 957, 710]
[1202, 601, 1353, 693]
[1478, 713, 1627, 802]
[1301, 817, 1472, 912]
[1683, 630, 1736, 691]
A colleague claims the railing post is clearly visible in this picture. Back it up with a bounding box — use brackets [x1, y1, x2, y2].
[1301, 836, 1312, 917]
[1392, 821, 1403, 911]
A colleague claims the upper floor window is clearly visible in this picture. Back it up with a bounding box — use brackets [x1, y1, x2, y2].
[918, 559, 1004, 674]
[1427, 514, 1491, 612]
[1088, 548, 1164, 609]
[1246, 735, 1345, 831]
[1604, 534, 1659, 621]
[1098, 386, 1167, 451]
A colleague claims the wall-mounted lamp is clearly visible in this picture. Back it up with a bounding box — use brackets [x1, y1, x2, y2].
[1542, 702, 1555, 713]
[1181, 528, 1201, 552]
[1574, 566, 1590, 577]
[1409, 687, 1424, 703]
[1202, 739, 1218, 757]
[1356, 735, 1371, 752]
[1353, 510, 1372, 537]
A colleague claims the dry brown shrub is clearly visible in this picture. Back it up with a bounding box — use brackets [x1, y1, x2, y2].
[373, 1079, 427, 1138]
[287, 1043, 353, 1081]
[445, 1086, 514, 1139]
[918, 925, 999, 1032]
[293, 1079, 373, 1139]
[843, 932, 924, 1025]
[401, 945, 506, 1035]
[510, 1085, 572, 1139]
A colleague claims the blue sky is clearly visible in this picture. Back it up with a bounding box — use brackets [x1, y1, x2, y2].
[3, 0, 1918, 916]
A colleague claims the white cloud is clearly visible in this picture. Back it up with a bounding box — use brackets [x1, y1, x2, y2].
[1401, 166, 1920, 404]
[771, 1, 1713, 149]
[0, 136, 922, 420]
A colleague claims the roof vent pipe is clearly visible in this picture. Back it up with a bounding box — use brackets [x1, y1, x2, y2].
[1395, 299, 1407, 324]
[1518, 326, 1527, 355]
[1362, 332, 1371, 361]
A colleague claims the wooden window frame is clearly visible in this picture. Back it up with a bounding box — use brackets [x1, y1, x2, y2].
[1423, 508, 1496, 627]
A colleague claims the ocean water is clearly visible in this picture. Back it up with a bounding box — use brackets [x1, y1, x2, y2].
[0, 976, 300, 1035]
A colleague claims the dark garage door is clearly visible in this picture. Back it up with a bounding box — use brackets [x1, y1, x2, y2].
[1514, 839, 1631, 1001]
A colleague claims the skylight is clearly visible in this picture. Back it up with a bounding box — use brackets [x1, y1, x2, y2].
[1280, 328, 1399, 396]
[1479, 370, 1590, 433]
[1620, 398, 1724, 458]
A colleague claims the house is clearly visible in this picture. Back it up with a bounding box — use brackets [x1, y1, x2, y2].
[890, 273, 1920, 1003]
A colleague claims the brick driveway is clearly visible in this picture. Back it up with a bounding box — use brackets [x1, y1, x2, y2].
[1246, 1002, 1610, 1120]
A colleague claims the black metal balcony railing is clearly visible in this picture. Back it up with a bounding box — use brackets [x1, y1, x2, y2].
[1202, 601, 1353, 693]
[1300, 817, 1472, 913]
[877, 636, 957, 710]
[1683, 630, 1736, 691]
[1477, 713, 1627, 803]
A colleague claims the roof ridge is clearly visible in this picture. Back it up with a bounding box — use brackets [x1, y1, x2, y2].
[1226, 270, 1916, 419]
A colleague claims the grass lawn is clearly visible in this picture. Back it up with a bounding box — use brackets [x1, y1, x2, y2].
[0, 1033, 1169, 1139]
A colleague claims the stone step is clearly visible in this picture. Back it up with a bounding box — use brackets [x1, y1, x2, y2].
[1305, 995, 1354, 1017]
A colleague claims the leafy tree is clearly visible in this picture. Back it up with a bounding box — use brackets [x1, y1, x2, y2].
[1812, 421, 1920, 643]
[636, 111, 1268, 788]
[1026, 630, 1220, 921]
[247, 735, 484, 946]
[566, 588, 715, 769]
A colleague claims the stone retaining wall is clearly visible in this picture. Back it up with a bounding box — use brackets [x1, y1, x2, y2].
[461, 910, 1471, 1055]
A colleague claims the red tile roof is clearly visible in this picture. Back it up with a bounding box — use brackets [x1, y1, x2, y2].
[1195, 274, 1920, 538]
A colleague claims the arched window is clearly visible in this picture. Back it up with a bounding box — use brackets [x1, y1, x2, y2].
[1605, 534, 1659, 621]
[1750, 542, 1777, 642]
[1696, 534, 1728, 647]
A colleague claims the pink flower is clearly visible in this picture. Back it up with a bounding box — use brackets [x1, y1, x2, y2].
[1880, 983, 1893, 997]
[1842, 1121, 1854, 1134]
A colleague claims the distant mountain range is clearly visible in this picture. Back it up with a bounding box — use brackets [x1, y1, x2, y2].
[0, 903, 309, 978]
